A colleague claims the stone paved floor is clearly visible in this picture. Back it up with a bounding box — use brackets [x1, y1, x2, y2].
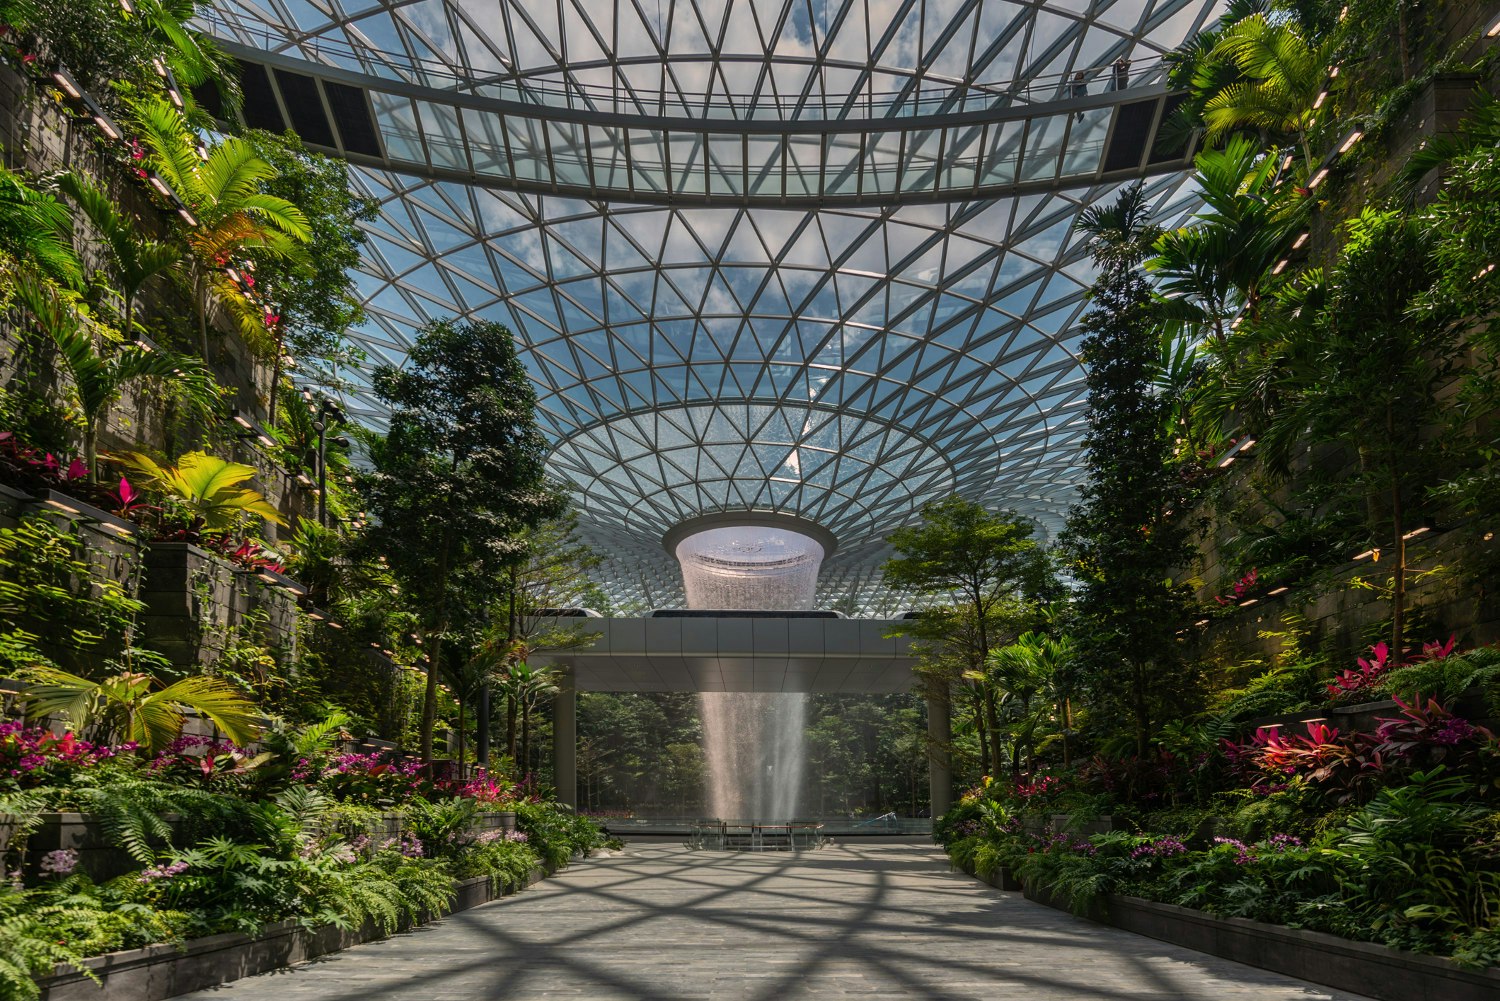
[174, 841, 1372, 1000]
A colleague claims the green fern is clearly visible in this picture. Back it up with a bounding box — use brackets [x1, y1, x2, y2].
[0, 887, 98, 1001]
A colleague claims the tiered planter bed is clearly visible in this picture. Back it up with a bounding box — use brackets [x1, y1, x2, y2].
[27, 813, 183, 883]
[963, 868, 1500, 1001]
[27, 811, 520, 881]
[37, 866, 549, 1001]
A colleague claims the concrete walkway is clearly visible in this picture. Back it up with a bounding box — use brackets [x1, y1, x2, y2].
[174, 841, 1371, 1000]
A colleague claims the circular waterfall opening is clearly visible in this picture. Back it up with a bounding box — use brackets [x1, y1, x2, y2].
[673, 522, 826, 827]
[673, 525, 825, 611]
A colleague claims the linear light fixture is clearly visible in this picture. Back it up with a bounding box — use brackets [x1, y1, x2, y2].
[1292, 232, 1310, 250]
[1216, 436, 1257, 469]
[91, 112, 122, 140]
[1337, 128, 1363, 154]
[1402, 524, 1432, 540]
[1489, 13, 1500, 37]
[51, 67, 81, 99]
[1308, 167, 1330, 188]
[42, 497, 81, 515]
[1267, 586, 1290, 596]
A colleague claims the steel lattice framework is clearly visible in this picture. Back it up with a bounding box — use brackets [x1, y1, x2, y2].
[200, 0, 1222, 612]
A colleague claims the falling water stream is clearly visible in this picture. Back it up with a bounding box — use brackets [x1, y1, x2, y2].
[676, 525, 821, 821]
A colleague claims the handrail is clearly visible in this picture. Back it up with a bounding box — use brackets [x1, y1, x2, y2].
[196, 9, 1172, 122]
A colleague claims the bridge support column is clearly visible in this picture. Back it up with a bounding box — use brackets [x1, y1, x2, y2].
[927, 686, 952, 818]
[552, 667, 577, 809]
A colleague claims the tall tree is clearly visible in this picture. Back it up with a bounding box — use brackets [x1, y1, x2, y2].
[1063, 184, 1199, 758]
[360, 318, 560, 762]
[1249, 209, 1455, 661]
[883, 495, 1054, 778]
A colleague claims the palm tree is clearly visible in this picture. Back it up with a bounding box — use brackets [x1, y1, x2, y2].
[127, 94, 310, 359]
[21, 665, 261, 752]
[133, 0, 242, 115]
[58, 173, 183, 337]
[1202, 13, 1336, 173]
[498, 662, 558, 778]
[0, 164, 82, 289]
[14, 276, 216, 481]
[1149, 138, 1306, 350]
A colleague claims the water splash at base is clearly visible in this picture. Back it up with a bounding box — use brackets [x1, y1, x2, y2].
[699, 691, 806, 820]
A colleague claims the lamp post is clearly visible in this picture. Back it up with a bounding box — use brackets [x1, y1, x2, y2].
[302, 390, 347, 527]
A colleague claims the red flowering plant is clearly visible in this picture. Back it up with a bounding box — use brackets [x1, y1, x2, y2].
[0, 432, 153, 526]
[197, 535, 287, 574]
[452, 768, 521, 808]
[148, 734, 270, 786]
[317, 750, 431, 806]
[1, 720, 129, 790]
[0, 432, 88, 492]
[1213, 567, 1260, 607]
[1370, 696, 1499, 793]
[1325, 641, 1393, 703]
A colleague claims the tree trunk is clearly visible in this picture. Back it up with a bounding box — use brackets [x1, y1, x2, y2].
[520, 700, 531, 778]
[1391, 476, 1406, 666]
[455, 690, 466, 778]
[983, 686, 1005, 779]
[1397, 3, 1411, 84]
[1060, 697, 1073, 767]
[195, 269, 210, 361]
[83, 424, 98, 484]
[267, 325, 286, 428]
[505, 569, 518, 760]
[970, 685, 990, 771]
[419, 532, 452, 763]
[1131, 661, 1149, 760]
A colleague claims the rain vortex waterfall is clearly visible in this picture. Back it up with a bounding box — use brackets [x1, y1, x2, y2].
[675, 525, 823, 820]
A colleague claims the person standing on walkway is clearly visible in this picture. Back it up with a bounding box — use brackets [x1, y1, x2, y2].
[1069, 71, 1087, 121]
[1110, 56, 1131, 92]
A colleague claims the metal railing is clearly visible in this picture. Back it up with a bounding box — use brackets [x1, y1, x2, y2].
[196, 10, 1170, 122]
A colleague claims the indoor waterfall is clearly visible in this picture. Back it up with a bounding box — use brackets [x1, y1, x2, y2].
[676, 525, 821, 820]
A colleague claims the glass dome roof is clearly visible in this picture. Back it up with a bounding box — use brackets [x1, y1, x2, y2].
[199, 1, 1223, 612]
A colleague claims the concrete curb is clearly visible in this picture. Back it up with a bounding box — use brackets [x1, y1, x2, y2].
[964, 866, 1500, 1001]
[38, 866, 550, 1001]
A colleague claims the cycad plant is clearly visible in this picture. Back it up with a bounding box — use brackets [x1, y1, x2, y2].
[58, 172, 183, 337]
[21, 666, 261, 751]
[1202, 13, 1337, 172]
[14, 276, 217, 480]
[117, 450, 285, 536]
[127, 95, 310, 358]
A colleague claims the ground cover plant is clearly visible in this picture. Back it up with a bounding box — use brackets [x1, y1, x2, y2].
[0, 712, 607, 1000]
